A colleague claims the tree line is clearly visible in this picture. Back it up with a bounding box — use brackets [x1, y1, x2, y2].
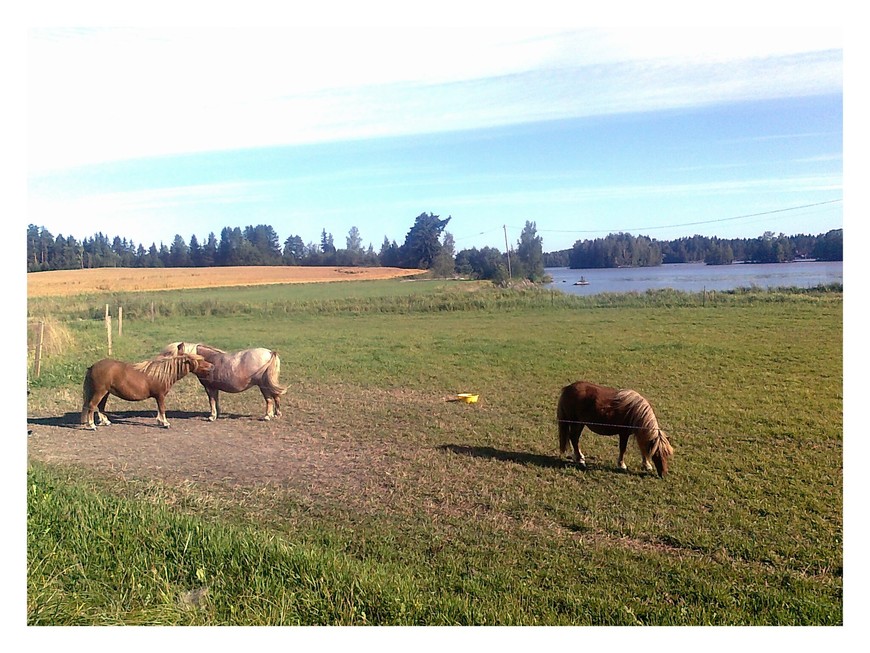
[26, 217, 841, 284]
[543, 229, 843, 268]
[26, 215, 547, 284]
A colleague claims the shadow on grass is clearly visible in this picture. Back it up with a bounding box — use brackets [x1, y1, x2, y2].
[438, 443, 645, 476]
[439, 443, 570, 469]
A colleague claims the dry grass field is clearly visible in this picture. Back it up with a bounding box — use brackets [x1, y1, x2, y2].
[26, 265, 425, 298]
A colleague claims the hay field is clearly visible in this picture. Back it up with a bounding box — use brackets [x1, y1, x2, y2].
[26, 266, 425, 298]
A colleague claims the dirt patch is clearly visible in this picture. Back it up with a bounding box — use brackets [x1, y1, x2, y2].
[27, 266, 425, 298]
[25, 383, 455, 516]
[27, 408, 397, 498]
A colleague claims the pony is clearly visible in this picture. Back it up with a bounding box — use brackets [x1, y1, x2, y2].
[81, 353, 213, 430]
[557, 380, 673, 477]
[161, 342, 287, 421]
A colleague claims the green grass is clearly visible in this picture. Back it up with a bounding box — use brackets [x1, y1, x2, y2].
[26, 280, 843, 625]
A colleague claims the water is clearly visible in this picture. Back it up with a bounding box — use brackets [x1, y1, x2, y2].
[544, 261, 843, 296]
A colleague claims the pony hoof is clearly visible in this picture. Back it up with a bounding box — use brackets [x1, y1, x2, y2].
[263, 415, 272, 421]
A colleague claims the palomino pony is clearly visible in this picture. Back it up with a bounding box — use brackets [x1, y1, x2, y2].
[557, 380, 673, 477]
[161, 342, 287, 421]
[81, 353, 213, 430]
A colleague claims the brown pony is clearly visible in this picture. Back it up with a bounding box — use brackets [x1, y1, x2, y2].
[557, 380, 673, 477]
[81, 353, 213, 430]
[161, 342, 287, 421]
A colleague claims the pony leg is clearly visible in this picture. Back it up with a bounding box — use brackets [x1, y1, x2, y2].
[155, 395, 170, 428]
[96, 394, 112, 426]
[82, 392, 109, 430]
[558, 418, 585, 466]
[206, 388, 219, 421]
[570, 428, 586, 467]
[638, 440, 654, 472]
[81, 404, 98, 430]
[617, 433, 630, 470]
[81, 402, 95, 430]
[260, 387, 281, 420]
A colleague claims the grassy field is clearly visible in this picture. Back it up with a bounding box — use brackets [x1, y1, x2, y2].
[26, 277, 843, 626]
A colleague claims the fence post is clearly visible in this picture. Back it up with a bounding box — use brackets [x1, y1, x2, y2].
[118, 306, 123, 337]
[106, 313, 112, 356]
[33, 321, 45, 378]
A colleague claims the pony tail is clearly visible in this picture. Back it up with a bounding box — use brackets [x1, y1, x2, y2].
[82, 366, 94, 406]
[558, 420, 570, 456]
[557, 387, 571, 456]
[264, 352, 288, 396]
[81, 365, 95, 424]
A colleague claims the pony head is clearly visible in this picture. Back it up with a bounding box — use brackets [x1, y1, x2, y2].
[649, 430, 674, 477]
[162, 341, 199, 356]
[186, 354, 213, 375]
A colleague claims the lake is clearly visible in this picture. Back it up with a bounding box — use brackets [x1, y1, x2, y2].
[544, 261, 843, 296]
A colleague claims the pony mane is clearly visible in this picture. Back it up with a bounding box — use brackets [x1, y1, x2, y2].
[163, 342, 226, 356]
[613, 389, 658, 431]
[133, 355, 197, 388]
[614, 389, 673, 459]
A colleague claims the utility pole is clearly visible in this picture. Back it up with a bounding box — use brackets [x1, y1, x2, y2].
[503, 225, 512, 281]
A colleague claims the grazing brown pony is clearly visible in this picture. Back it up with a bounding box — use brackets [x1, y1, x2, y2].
[81, 353, 213, 430]
[161, 342, 287, 421]
[557, 380, 673, 477]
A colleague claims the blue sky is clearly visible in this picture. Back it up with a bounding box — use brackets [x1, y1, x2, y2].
[25, 9, 844, 255]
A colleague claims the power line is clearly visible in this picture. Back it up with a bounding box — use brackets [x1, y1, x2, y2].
[451, 199, 842, 250]
[533, 199, 843, 235]
[453, 226, 504, 243]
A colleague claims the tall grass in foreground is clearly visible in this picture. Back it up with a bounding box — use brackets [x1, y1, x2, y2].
[28, 462, 840, 625]
[27, 282, 843, 625]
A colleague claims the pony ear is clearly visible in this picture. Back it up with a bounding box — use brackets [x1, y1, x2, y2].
[177, 342, 184, 354]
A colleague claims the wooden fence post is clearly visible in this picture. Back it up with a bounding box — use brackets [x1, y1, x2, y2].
[118, 306, 123, 337]
[106, 313, 112, 356]
[33, 321, 45, 378]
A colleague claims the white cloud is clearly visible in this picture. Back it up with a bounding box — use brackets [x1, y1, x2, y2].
[27, 26, 842, 173]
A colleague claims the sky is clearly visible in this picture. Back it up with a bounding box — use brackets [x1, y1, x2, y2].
[24, 7, 845, 256]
